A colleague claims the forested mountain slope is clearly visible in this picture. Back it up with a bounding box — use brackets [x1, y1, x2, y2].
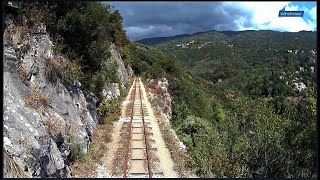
[136, 30, 317, 178]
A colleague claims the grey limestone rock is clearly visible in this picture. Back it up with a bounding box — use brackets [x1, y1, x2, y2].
[3, 13, 98, 178]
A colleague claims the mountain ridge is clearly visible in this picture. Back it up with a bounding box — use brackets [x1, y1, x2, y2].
[135, 29, 316, 45]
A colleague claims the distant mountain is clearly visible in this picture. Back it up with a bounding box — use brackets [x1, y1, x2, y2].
[135, 30, 316, 47]
[135, 34, 190, 45]
[135, 29, 246, 45]
[144, 29, 317, 95]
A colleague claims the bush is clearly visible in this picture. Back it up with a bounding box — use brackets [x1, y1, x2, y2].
[119, 85, 125, 97]
[52, 43, 64, 54]
[24, 88, 49, 114]
[106, 62, 120, 83]
[70, 143, 85, 162]
[177, 115, 227, 177]
[44, 57, 62, 83]
[86, 72, 105, 99]
[120, 46, 133, 66]
[97, 99, 120, 119]
[44, 57, 82, 84]
[45, 118, 58, 136]
[62, 58, 83, 83]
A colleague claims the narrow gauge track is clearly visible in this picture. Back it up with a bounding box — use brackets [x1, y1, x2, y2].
[122, 79, 163, 178]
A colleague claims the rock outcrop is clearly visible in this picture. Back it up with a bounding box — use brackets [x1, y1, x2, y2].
[3, 11, 98, 178]
[109, 45, 130, 87]
[102, 83, 121, 101]
[147, 78, 173, 122]
[146, 78, 188, 168]
[102, 44, 133, 101]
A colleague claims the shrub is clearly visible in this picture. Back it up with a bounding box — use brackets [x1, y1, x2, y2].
[45, 118, 58, 136]
[101, 112, 120, 125]
[44, 57, 82, 84]
[97, 99, 120, 118]
[119, 85, 125, 97]
[120, 46, 133, 66]
[24, 88, 49, 114]
[106, 62, 120, 83]
[70, 143, 85, 162]
[44, 57, 62, 83]
[86, 72, 105, 99]
[52, 43, 64, 54]
[16, 65, 30, 85]
[61, 58, 82, 83]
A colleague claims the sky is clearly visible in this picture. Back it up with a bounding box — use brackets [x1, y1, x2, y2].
[106, 1, 317, 41]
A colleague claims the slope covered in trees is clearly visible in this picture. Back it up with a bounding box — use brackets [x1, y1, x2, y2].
[136, 30, 317, 177]
[16, 2, 131, 98]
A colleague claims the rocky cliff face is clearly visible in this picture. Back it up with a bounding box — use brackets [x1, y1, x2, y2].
[146, 78, 188, 161]
[3, 13, 101, 178]
[102, 44, 133, 101]
[147, 78, 173, 122]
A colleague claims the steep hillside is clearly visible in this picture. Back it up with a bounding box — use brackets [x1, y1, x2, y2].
[3, 2, 132, 178]
[135, 30, 317, 178]
[144, 30, 316, 97]
[3, 1, 188, 178]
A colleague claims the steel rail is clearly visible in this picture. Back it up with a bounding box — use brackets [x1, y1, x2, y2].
[138, 80, 152, 178]
[123, 79, 136, 178]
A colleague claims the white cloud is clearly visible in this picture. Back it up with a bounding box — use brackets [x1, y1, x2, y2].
[225, 2, 317, 32]
[308, 6, 317, 21]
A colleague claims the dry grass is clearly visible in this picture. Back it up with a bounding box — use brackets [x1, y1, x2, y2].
[70, 77, 135, 177]
[18, 134, 35, 156]
[3, 151, 32, 178]
[45, 118, 58, 136]
[44, 58, 62, 82]
[44, 57, 82, 84]
[155, 106, 193, 177]
[17, 25, 30, 38]
[16, 65, 30, 86]
[70, 112, 120, 177]
[161, 125, 193, 177]
[24, 88, 49, 114]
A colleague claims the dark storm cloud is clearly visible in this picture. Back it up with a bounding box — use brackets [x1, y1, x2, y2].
[107, 2, 255, 41]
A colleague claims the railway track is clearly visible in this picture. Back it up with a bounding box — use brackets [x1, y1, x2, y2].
[116, 78, 164, 178]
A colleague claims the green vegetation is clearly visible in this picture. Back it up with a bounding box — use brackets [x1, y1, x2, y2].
[18, 1, 130, 98]
[137, 30, 317, 177]
[98, 100, 121, 118]
[70, 143, 86, 162]
[15, 2, 316, 178]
